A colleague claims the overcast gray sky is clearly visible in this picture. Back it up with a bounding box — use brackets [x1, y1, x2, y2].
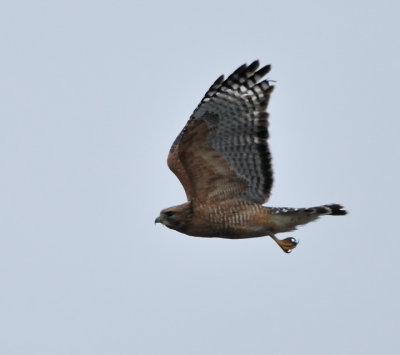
[1, 1, 399, 354]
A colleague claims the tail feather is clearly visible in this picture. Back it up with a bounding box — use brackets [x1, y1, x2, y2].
[307, 204, 347, 216]
[268, 204, 347, 233]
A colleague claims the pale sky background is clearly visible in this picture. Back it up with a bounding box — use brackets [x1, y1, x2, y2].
[1, 1, 399, 354]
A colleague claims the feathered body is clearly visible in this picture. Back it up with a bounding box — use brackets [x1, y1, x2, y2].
[160, 202, 345, 238]
[156, 61, 347, 252]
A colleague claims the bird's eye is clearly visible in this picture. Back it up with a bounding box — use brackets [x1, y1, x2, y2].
[165, 211, 175, 217]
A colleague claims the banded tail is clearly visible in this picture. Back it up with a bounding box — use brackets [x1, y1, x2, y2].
[269, 204, 347, 233]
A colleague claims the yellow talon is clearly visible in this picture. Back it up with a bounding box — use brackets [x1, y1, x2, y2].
[269, 234, 299, 253]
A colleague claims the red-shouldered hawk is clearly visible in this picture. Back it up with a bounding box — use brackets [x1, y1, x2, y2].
[155, 61, 347, 253]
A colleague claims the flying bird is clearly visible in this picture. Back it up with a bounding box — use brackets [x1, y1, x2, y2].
[155, 61, 347, 253]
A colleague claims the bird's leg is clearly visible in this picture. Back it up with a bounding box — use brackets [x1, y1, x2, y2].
[269, 234, 299, 253]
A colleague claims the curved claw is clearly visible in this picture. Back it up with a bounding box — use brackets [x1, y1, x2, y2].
[269, 234, 299, 253]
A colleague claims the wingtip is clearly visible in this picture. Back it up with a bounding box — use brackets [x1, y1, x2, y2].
[247, 60, 260, 73]
[256, 64, 272, 78]
[214, 74, 224, 85]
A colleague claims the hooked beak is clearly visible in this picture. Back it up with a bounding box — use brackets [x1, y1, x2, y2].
[155, 216, 162, 225]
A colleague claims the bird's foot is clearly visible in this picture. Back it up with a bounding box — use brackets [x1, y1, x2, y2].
[269, 234, 299, 253]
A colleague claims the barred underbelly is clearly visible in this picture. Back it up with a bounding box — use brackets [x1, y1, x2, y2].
[191, 201, 269, 238]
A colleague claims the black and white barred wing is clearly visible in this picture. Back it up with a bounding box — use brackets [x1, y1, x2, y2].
[168, 61, 274, 204]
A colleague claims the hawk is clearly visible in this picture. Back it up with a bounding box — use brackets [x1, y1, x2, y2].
[155, 61, 347, 253]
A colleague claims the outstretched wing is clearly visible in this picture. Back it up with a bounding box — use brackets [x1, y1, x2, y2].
[167, 60, 274, 204]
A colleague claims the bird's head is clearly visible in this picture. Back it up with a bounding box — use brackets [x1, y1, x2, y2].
[155, 203, 192, 232]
